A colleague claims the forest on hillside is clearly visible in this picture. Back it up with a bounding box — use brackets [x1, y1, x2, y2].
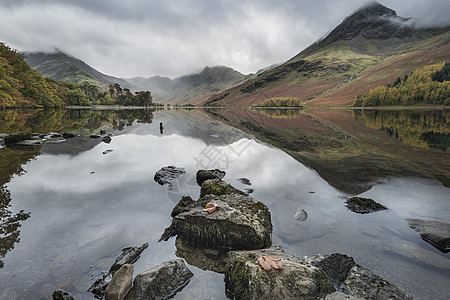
[0, 43, 155, 108]
[353, 62, 450, 107]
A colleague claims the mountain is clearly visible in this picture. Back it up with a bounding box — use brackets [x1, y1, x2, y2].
[127, 66, 254, 104]
[24, 51, 130, 89]
[203, 2, 450, 107]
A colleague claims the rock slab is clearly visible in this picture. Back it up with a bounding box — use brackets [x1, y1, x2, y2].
[105, 264, 134, 300]
[109, 242, 149, 273]
[125, 259, 193, 300]
[225, 246, 334, 300]
[406, 218, 450, 253]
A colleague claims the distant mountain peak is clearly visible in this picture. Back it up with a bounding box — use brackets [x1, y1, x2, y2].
[351, 1, 397, 18]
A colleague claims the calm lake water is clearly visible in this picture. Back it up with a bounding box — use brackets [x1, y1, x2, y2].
[0, 108, 449, 299]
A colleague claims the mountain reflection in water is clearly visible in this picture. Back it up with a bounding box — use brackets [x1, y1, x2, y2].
[0, 108, 448, 300]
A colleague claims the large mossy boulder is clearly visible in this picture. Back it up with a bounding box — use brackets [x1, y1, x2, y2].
[225, 246, 334, 300]
[160, 179, 272, 250]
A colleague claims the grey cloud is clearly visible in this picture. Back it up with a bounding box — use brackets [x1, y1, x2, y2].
[0, 0, 448, 78]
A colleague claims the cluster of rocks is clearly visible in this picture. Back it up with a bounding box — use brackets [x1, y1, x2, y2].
[155, 169, 414, 300]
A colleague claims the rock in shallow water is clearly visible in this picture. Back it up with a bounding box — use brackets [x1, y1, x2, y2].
[160, 186, 272, 249]
[154, 165, 186, 186]
[225, 246, 334, 300]
[406, 218, 450, 253]
[125, 259, 193, 300]
[105, 264, 134, 300]
[52, 289, 76, 300]
[109, 242, 149, 274]
[345, 196, 388, 214]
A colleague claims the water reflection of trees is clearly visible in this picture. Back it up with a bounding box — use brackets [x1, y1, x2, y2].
[353, 110, 450, 150]
[0, 108, 159, 134]
[253, 108, 302, 119]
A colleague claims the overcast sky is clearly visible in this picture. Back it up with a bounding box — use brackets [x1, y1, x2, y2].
[0, 0, 449, 79]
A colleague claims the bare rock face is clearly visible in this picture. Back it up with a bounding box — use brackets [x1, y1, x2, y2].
[105, 264, 134, 300]
[160, 183, 272, 250]
[125, 259, 193, 300]
[406, 219, 450, 253]
[225, 246, 334, 300]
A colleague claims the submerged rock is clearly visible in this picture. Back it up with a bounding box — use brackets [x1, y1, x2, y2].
[160, 187, 272, 249]
[109, 242, 149, 274]
[200, 178, 246, 198]
[52, 289, 75, 300]
[225, 246, 334, 300]
[295, 208, 308, 222]
[103, 149, 114, 155]
[125, 259, 193, 300]
[90, 134, 101, 138]
[52, 289, 76, 300]
[105, 264, 134, 300]
[196, 169, 226, 186]
[154, 165, 186, 186]
[307, 253, 413, 300]
[406, 219, 450, 253]
[175, 237, 228, 273]
[345, 197, 388, 214]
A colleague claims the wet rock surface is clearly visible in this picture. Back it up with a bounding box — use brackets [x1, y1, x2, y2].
[105, 264, 134, 300]
[196, 169, 226, 185]
[125, 259, 193, 300]
[307, 253, 414, 300]
[109, 242, 149, 273]
[406, 219, 450, 253]
[88, 242, 148, 298]
[160, 180, 272, 249]
[102, 136, 112, 143]
[52, 289, 76, 300]
[345, 197, 388, 214]
[225, 246, 334, 300]
[154, 165, 186, 186]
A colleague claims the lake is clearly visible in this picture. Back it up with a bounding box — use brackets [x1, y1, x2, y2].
[0, 108, 449, 299]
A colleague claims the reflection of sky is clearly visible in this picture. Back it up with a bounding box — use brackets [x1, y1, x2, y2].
[2, 114, 450, 300]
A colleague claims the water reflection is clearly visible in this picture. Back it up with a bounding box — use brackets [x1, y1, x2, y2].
[0, 108, 448, 300]
[353, 109, 450, 151]
[252, 108, 302, 119]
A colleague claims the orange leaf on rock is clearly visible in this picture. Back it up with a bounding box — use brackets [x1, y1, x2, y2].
[258, 256, 271, 271]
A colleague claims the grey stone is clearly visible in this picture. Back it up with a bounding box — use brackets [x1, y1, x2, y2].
[109, 242, 149, 273]
[52, 289, 76, 300]
[196, 169, 226, 186]
[105, 264, 134, 300]
[125, 259, 193, 300]
[225, 246, 334, 300]
[90, 134, 101, 138]
[238, 177, 251, 185]
[171, 196, 195, 217]
[345, 197, 388, 214]
[102, 136, 112, 143]
[154, 165, 186, 186]
[406, 218, 450, 253]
